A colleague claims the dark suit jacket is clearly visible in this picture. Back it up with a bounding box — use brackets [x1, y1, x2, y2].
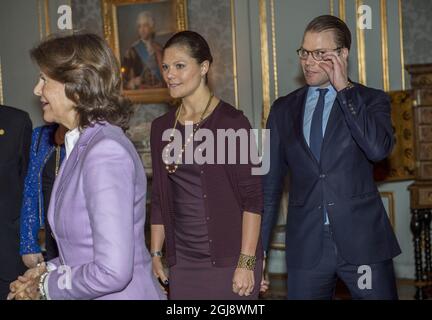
[0, 105, 32, 280]
[261, 83, 401, 269]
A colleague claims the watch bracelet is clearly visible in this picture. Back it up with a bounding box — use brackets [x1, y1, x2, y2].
[38, 271, 49, 300]
[151, 251, 163, 258]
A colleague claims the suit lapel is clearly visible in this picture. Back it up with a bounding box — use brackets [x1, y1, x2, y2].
[53, 123, 105, 215]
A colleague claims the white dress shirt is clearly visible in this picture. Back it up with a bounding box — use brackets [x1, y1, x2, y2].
[64, 127, 80, 160]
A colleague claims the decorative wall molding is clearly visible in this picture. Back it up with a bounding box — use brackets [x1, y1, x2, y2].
[0, 56, 3, 105]
[380, 0, 390, 91]
[339, 0, 346, 22]
[230, 0, 239, 108]
[356, 0, 367, 85]
[259, 0, 271, 128]
[270, 0, 278, 99]
[398, 0, 406, 90]
[44, 0, 51, 36]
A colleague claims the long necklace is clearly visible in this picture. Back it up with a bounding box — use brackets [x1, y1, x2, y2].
[164, 93, 214, 173]
[55, 145, 61, 176]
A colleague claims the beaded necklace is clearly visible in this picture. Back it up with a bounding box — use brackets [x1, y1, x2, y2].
[163, 93, 214, 173]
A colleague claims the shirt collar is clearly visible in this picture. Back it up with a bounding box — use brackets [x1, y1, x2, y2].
[308, 84, 337, 97]
[64, 127, 81, 160]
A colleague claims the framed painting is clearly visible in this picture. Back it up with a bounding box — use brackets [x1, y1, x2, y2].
[102, 0, 188, 103]
[380, 191, 396, 228]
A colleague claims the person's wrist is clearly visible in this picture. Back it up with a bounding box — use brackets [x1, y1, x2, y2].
[337, 80, 354, 92]
[151, 250, 163, 258]
[237, 253, 257, 271]
[38, 271, 49, 300]
[35, 263, 48, 276]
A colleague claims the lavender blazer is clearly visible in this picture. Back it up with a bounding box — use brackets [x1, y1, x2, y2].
[45, 122, 165, 300]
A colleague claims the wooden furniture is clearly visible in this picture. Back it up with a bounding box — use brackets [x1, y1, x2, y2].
[406, 63, 432, 300]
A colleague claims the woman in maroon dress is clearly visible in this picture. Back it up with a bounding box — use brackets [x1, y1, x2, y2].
[150, 31, 264, 300]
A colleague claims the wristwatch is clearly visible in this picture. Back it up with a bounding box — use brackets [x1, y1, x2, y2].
[151, 251, 163, 257]
[344, 81, 355, 90]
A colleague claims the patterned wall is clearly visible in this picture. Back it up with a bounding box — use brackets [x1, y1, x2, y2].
[187, 0, 235, 106]
[402, 0, 432, 65]
[71, 0, 103, 36]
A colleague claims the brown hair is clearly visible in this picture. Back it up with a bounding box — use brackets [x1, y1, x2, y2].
[30, 32, 132, 130]
[163, 30, 213, 65]
[305, 15, 351, 50]
[163, 31, 213, 84]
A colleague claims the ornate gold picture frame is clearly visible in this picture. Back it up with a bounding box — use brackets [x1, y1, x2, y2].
[380, 191, 396, 228]
[102, 0, 188, 103]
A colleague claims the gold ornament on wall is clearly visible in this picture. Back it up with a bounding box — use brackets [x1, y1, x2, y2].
[374, 90, 415, 182]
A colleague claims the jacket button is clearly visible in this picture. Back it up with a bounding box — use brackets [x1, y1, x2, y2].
[203, 194, 207, 199]
[206, 217, 210, 221]
[209, 239, 212, 243]
[319, 174, 326, 178]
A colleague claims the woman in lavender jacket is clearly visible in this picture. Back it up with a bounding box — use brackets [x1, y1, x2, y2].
[8, 33, 165, 300]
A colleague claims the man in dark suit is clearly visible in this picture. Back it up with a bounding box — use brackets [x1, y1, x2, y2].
[261, 15, 401, 299]
[0, 105, 32, 299]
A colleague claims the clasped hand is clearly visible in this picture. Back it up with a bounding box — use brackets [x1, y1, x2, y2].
[7, 263, 47, 300]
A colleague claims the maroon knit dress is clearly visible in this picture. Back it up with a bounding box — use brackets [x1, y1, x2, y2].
[167, 120, 262, 300]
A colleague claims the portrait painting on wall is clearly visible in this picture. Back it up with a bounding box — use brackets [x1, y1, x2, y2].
[102, 0, 188, 103]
